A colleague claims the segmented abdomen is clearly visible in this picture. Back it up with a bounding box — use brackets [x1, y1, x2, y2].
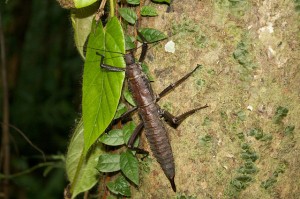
[140, 104, 175, 180]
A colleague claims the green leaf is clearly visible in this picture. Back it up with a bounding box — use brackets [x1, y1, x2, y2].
[65, 118, 103, 199]
[123, 122, 139, 147]
[114, 103, 128, 119]
[120, 151, 139, 185]
[74, 0, 98, 8]
[125, 35, 136, 50]
[83, 17, 125, 153]
[118, 8, 137, 24]
[151, 0, 170, 4]
[141, 6, 158, 16]
[127, 0, 140, 5]
[99, 129, 125, 146]
[107, 175, 131, 197]
[96, 154, 121, 172]
[123, 88, 136, 106]
[71, 7, 97, 59]
[138, 28, 167, 43]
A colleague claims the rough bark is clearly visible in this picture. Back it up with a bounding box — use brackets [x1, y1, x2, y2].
[132, 0, 300, 198]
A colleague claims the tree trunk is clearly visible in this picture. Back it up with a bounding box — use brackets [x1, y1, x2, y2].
[132, 0, 300, 198]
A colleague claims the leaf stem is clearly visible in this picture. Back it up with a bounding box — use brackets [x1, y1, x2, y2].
[109, 0, 115, 17]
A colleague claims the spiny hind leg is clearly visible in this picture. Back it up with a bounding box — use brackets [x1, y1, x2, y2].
[156, 64, 202, 101]
[127, 122, 149, 159]
[159, 104, 208, 128]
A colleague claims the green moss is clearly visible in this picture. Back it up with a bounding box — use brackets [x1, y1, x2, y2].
[226, 137, 259, 197]
[196, 79, 206, 88]
[202, 116, 211, 126]
[171, 16, 199, 35]
[233, 34, 257, 80]
[295, 0, 300, 12]
[237, 161, 258, 175]
[273, 106, 289, 124]
[199, 134, 212, 147]
[261, 161, 288, 189]
[195, 34, 208, 48]
[248, 128, 273, 141]
[284, 125, 295, 136]
[237, 110, 246, 121]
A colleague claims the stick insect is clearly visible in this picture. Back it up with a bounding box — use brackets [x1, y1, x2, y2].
[94, 33, 208, 192]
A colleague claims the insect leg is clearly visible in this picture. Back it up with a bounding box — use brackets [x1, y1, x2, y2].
[112, 107, 138, 124]
[159, 104, 208, 128]
[96, 52, 126, 72]
[127, 122, 144, 148]
[127, 122, 149, 158]
[137, 31, 148, 63]
[157, 64, 202, 101]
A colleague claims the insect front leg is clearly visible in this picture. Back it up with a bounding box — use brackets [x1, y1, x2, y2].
[159, 105, 209, 128]
[127, 122, 144, 148]
[96, 52, 126, 72]
[137, 31, 148, 63]
[127, 122, 149, 158]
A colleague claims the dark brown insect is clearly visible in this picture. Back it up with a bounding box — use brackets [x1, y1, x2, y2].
[98, 36, 208, 192]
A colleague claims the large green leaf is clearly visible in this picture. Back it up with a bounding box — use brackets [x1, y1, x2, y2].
[83, 17, 125, 153]
[65, 118, 103, 199]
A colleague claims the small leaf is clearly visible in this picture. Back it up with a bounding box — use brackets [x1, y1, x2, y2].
[123, 89, 136, 106]
[107, 175, 131, 197]
[127, 0, 140, 5]
[138, 28, 167, 43]
[120, 151, 139, 185]
[99, 129, 125, 146]
[96, 154, 121, 172]
[114, 103, 128, 120]
[118, 8, 137, 24]
[151, 0, 170, 4]
[141, 6, 158, 16]
[125, 35, 136, 50]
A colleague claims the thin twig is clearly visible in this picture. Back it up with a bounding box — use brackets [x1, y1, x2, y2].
[0, 9, 10, 199]
[0, 122, 46, 161]
[0, 162, 62, 179]
[95, 0, 107, 23]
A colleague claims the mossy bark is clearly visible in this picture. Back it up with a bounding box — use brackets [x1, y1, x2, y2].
[132, 0, 300, 198]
